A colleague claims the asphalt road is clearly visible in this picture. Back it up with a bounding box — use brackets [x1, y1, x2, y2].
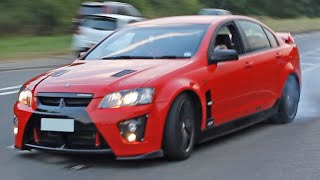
[1, 32, 320, 180]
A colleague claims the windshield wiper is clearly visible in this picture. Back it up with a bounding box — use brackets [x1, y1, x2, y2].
[154, 56, 190, 59]
[101, 56, 156, 60]
[101, 55, 191, 60]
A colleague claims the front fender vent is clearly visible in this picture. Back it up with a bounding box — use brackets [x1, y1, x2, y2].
[206, 90, 214, 128]
[111, 69, 136, 77]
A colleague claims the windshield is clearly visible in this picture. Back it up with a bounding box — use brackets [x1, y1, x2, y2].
[84, 24, 208, 60]
[81, 16, 117, 31]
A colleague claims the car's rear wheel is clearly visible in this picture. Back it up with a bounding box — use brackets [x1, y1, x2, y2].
[270, 75, 300, 124]
[163, 94, 196, 161]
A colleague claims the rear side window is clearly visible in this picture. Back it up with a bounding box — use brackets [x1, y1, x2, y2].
[82, 16, 117, 31]
[80, 6, 103, 15]
[264, 28, 279, 48]
[238, 20, 271, 52]
[126, 6, 142, 17]
[118, 6, 142, 17]
[118, 7, 129, 16]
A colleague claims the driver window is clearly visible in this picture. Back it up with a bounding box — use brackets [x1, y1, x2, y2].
[210, 24, 242, 54]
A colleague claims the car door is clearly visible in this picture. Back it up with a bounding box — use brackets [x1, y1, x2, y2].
[236, 20, 282, 111]
[207, 22, 257, 126]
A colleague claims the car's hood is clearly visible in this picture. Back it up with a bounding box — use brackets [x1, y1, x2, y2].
[33, 59, 190, 98]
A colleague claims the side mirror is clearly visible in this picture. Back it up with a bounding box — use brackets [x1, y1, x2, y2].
[78, 51, 86, 58]
[208, 49, 239, 64]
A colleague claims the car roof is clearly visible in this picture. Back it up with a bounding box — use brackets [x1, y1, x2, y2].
[81, 1, 131, 7]
[129, 15, 254, 26]
[103, 1, 131, 6]
[89, 13, 143, 20]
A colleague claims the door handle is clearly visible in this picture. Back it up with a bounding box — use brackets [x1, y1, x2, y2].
[244, 61, 253, 69]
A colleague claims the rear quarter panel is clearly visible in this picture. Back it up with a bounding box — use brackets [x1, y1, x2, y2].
[278, 43, 301, 95]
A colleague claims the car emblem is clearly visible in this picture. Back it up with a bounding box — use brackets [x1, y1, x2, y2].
[64, 83, 71, 88]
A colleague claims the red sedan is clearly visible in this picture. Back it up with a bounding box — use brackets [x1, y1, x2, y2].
[14, 15, 301, 161]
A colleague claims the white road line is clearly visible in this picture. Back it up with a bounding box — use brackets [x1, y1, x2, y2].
[71, 165, 86, 170]
[0, 90, 19, 96]
[0, 67, 54, 74]
[0, 85, 21, 92]
[294, 35, 308, 39]
[302, 63, 320, 73]
[301, 63, 315, 66]
[5, 145, 14, 150]
[300, 48, 320, 57]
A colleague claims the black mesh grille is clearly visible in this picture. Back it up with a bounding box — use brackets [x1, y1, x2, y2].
[39, 97, 61, 106]
[24, 118, 109, 150]
[38, 97, 92, 107]
[65, 98, 92, 107]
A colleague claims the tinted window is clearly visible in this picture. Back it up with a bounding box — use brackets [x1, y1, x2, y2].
[264, 28, 279, 48]
[104, 5, 118, 14]
[82, 16, 117, 31]
[238, 21, 271, 52]
[85, 24, 208, 60]
[80, 6, 103, 15]
[118, 7, 128, 16]
[126, 6, 142, 17]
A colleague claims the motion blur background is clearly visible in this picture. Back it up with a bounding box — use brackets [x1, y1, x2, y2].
[1, 0, 320, 36]
[0, 0, 320, 59]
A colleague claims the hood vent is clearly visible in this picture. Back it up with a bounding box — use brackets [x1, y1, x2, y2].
[111, 69, 136, 77]
[51, 69, 70, 77]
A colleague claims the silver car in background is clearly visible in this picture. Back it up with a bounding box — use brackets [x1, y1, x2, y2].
[198, 8, 232, 15]
[72, 13, 145, 55]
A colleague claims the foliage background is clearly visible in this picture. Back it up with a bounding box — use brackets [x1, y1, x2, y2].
[0, 0, 319, 36]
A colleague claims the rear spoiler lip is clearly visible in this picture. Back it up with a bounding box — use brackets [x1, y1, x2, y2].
[276, 32, 295, 44]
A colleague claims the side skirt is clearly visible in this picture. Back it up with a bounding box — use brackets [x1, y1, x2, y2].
[199, 100, 280, 144]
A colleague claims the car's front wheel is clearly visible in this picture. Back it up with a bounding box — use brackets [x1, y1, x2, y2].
[270, 75, 300, 124]
[163, 93, 196, 161]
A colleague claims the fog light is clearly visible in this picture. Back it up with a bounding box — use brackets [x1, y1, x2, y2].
[119, 115, 147, 142]
[127, 133, 137, 142]
[14, 127, 18, 135]
[13, 116, 18, 135]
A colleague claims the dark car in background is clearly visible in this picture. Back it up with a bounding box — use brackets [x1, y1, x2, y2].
[199, 8, 232, 15]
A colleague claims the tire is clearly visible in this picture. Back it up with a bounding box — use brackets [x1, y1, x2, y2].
[163, 94, 196, 161]
[270, 75, 300, 124]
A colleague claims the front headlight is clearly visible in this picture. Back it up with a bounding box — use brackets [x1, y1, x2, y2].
[18, 88, 32, 107]
[99, 88, 155, 108]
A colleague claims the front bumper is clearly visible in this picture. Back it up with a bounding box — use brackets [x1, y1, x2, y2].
[15, 144, 163, 160]
[23, 144, 112, 154]
[14, 94, 169, 159]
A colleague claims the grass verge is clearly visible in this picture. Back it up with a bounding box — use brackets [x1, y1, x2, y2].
[0, 35, 71, 60]
[258, 17, 320, 33]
